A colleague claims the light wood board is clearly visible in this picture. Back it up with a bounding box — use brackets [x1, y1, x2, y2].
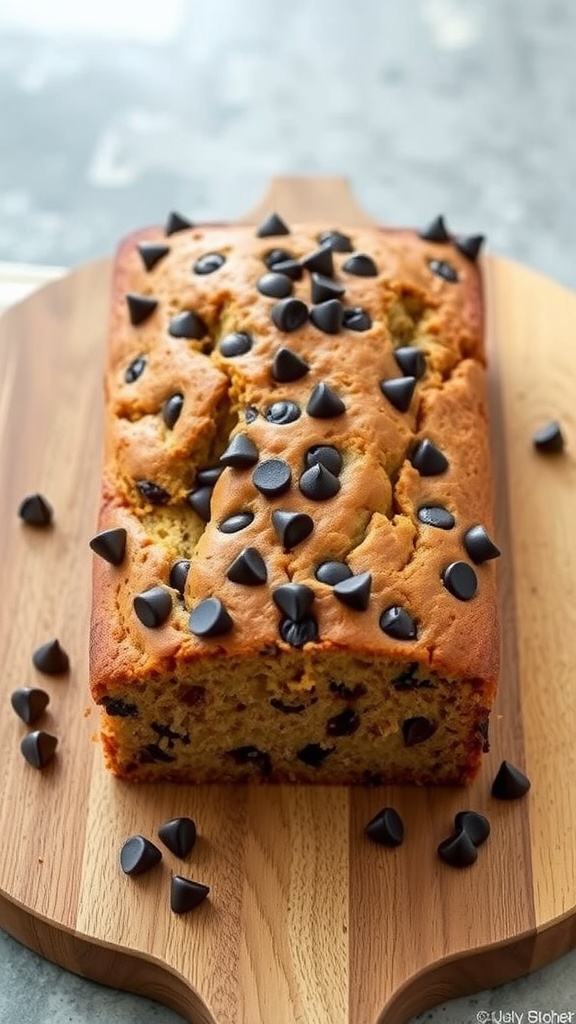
[1, 178, 576, 1024]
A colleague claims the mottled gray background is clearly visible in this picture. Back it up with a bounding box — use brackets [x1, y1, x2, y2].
[1, 0, 576, 1022]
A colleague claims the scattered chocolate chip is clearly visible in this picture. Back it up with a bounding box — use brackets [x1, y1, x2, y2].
[454, 234, 485, 261]
[394, 346, 426, 379]
[301, 247, 334, 276]
[271, 297, 308, 332]
[310, 299, 344, 335]
[271, 510, 314, 549]
[419, 215, 450, 243]
[342, 252, 378, 277]
[402, 716, 436, 746]
[168, 310, 207, 340]
[196, 465, 224, 487]
[311, 273, 345, 305]
[101, 697, 138, 718]
[442, 561, 478, 601]
[189, 597, 233, 637]
[11, 687, 49, 725]
[463, 524, 501, 563]
[169, 559, 190, 595]
[326, 707, 360, 737]
[170, 876, 210, 913]
[379, 606, 417, 640]
[306, 382, 346, 418]
[418, 506, 455, 530]
[134, 586, 172, 628]
[32, 639, 69, 675]
[187, 486, 212, 521]
[219, 331, 253, 357]
[454, 811, 490, 847]
[264, 400, 301, 425]
[532, 420, 565, 453]
[20, 730, 58, 769]
[256, 212, 290, 237]
[272, 259, 302, 281]
[126, 292, 158, 326]
[230, 745, 272, 776]
[305, 444, 343, 476]
[162, 393, 184, 429]
[391, 664, 432, 691]
[18, 493, 53, 527]
[299, 463, 340, 500]
[333, 571, 372, 611]
[329, 680, 367, 700]
[342, 307, 372, 331]
[137, 242, 170, 271]
[437, 830, 478, 868]
[273, 583, 315, 621]
[120, 835, 162, 876]
[297, 743, 334, 767]
[253, 459, 292, 497]
[218, 511, 255, 534]
[226, 546, 268, 586]
[140, 743, 176, 764]
[124, 355, 146, 382]
[264, 248, 292, 268]
[166, 211, 193, 235]
[89, 527, 127, 566]
[364, 808, 405, 847]
[270, 698, 307, 714]
[491, 760, 531, 799]
[194, 252, 226, 274]
[158, 817, 197, 858]
[429, 259, 459, 283]
[257, 272, 293, 299]
[272, 347, 309, 382]
[220, 433, 259, 468]
[318, 229, 353, 253]
[315, 561, 352, 586]
[137, 480, 170, 505]
[380, 376, 416, 413]
[279, 615, 318, 647]
[410, 438, 449, 475]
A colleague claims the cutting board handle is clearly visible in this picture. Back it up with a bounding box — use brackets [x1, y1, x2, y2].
[243, 175, 377, 227]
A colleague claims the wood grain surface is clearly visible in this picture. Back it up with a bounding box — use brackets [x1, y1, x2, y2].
[0, 178, 575, 1024]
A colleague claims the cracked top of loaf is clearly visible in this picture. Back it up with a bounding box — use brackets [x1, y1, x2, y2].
[90, 216, 499, 694]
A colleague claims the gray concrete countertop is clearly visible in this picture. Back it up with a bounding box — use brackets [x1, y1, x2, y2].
[1, 1, 576, 1021]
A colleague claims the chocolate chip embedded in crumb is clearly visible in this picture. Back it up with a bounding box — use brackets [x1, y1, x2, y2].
[310, 299, 344, 335]
[463, 524, 501, 563]
[89, 527, 127, 566]
[165, 210, 193, 235]
[256, 212, 290, 237]
[186, 486, 212, 521]
[454, 811, 490, 847]
[343, 307, 372, 332]
[279, 616, 318, 647]
[379, 606, 417, 640]
[226, 547, 268, 586]
[364, 807, 405, 847]
[342, 252, 378, 277]
[264, 400, 301, 425]
[257, 272, 293, 299]
[491, 760, 531, 800]
[437, 830, 478, 868]
[454, 234, 485, 262]
[410, 438, 449, 476]
[219, 433, 259, 468]
[170, 876, 210, 914]
[169, 559, 191, 595]
[306, 382, 346, 418]
[158, 817, 197, 858]
[272, 347, 309, 383]
[380, 376, 416, 413]
[140, 743, 175, 764]
[318, 229, 353, 253]
[18, 493, 53, 527]
[137, 242, 170, 271]
[270, 698, 307, 714]
[252, 459, 292, 497]
[394, 346, 426, 379]
[120, 835, 162, 876]
[326, 707, 360, 737]
[126, 292, 158, 326]
[194, 252, 226, 275]
[315, 561, 352, 586]
[32, 639, 70, 675]
[297, 743, 335, 767]
[11, 687, 49, 725]
[20, 731, 58, 769]
[189, 597, 233, 637]
[168, 310, 207, 340]
[273, 583, 315, 621]
[218, 511, 255, 534]
[305, 444, 343, 477]
[301, 247, 334, 277]
[124, 355, 146, 382]
[230, 745, 272, 776]
[417, 506, 455, 530]
[162, 393, 184, 429]
[428, 259, 459, 283]
[271, 510, 314, 549]
[133, 586, 173, 628]
[418, 215, 450, 243]
[402, 716, 437, 746]
[137, 480, 170, 505]
[333, 572, 372, 611]
[100, 697, 138, 718]
[219, 331, 253, 357]
[271, 297, 308, 333]
[311, 273, 345, 304]
[299, 463, 340, 501]
[442, 561, 478, 601]
[532, 420, 565, 453]
[329, 680, 367, 700]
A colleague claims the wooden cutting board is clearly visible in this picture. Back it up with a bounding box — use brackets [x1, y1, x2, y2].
[1, 177, 576, 1024]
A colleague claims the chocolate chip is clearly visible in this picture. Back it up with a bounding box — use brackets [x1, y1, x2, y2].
[170, 876, 210, 914]
[120, 835, 162, 876]
[158, 817, 197, 858]
[90, 527, 127, 566]
[101, 697, 138, 718]
[379, 606, 417, 640]
[246, 407, 258, 423]
[32, 639, 69, 675]
[454, 811, 490, 847]
[279, 615, 318, 647]
[491, 760, 531, 799]
[126, 292, 158, 326]
[311, 273, 345, 304]
[256, 212, 290, 237]
[168, 310, 207, 340]
[429, 259, 459, 283]
[169, 559, 190, 595]
[437, 831, 478, 868]
[271, 259, 303, 281]
[137, 480, 170, 505]
[133, 586, 172, 627]
[364, 808, 404, 847]
[165, 211, 193, 235]
[301, 247, 334, 276]
[442, 561, 477, 601]
[380, 376, 416, 413]
[218, 511, 255, 534]
[137, 242, 170, 271]
[271, 510, 314, 549]
[391, 664, 431, 691]
[226, 546, 267, 586]
[402, 716, 436, 746]
[318, 229, 353, 253]
[196, 465, 224, 487]
[230, 745, 272, 776]
[454, 234, 485, 261]
[310, 299, 344, 335]
[272, 347, 309, 382]
[342, 307, 372, 331]
[140, 743, 175, 764]
[252, 457, 292, 497]
[264, 400, 301, 425]
[299, 463, 340, 500]
[270, 698, 307, 714]
[194, 252, 226, 274]
[394, 346, 426, 379]
[264, 248, 292, 268]
[463, 524, 501, 563]
[333, 571, 372, 611]
[305, 444, 343, 476]
[220, 433, 259, 468]
[257, 272, 293, 299]
[418, 506, 455, 530]
[273, 583, 315, 621]
[315, 561, 352, 586]
[297, 743, 334, 767]
[532, 420, 565, 453]
[11, 687, 49, 725]
[219, 331, 253, 357]
[124, 355, 146, 382]
[20, 731, 58, 770]
[419, 215, 450, 243]
[18, 493, 53, 527]
[306, 382, 345, 418]
[271, 297, 308, 332]
[326, 707, 360, 737]
[162, 393, 184, 428]
[189, 597, 233, 637]
[186, 486, 212, 521]
[342, 253, 378, 277]
[410, 438, 449, 475]
[329, 680, 367, 700]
